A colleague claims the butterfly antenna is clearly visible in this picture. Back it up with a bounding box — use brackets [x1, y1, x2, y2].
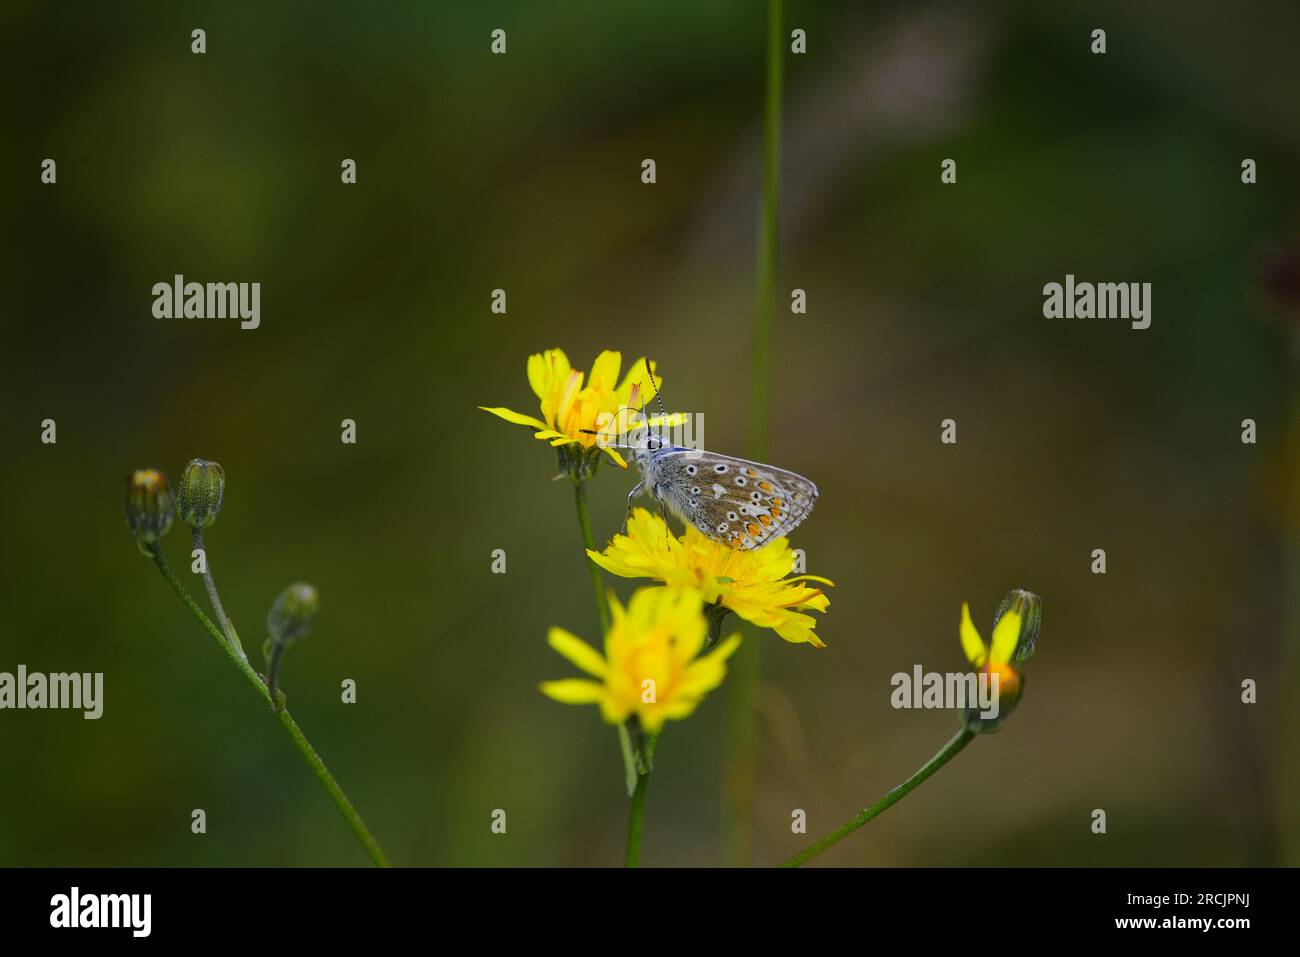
[645, 356, 669, 428]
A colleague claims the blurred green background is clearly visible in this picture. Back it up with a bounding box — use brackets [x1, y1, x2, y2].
[2, 0, 1298, 867]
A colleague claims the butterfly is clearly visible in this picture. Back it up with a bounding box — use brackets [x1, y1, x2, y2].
[588, 361, 818, 551]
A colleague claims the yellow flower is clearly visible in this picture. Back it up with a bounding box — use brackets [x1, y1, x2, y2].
[480, 348, 662, 469]
[958, 589, 1041, 732]
[587, 508, 832, 647]
[539, 587, 741, 733]
[959, 600, 1023, 702]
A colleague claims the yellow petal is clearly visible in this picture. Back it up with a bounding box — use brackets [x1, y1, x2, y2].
[787, 575, 836, 587]
[526, 352, 547, 400]
[599, 446, 629, 469]
[959, 602, 987, 667]
[639, 707, 668, 734]
[618, 357, 660, 401]
[598, 696, 632, 726]
[676, 633, 744, 697]
[588, 350, 623, 392]
[989, 609, 1022, 666]
[546, 627, 608, 678]
[539, 679, 606, 704]
[713, 632, 743, 660]
[588, 548, 641, 579]
[658, 699, 700, 721]
[529, 349, 570, 399]
[555, 369, 583, 428]
[479, 406, 549, 430]
[773, 616, 826, 647]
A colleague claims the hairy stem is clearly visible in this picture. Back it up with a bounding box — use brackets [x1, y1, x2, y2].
[572, 476, 637, 806]
[781, 727, 976, 867]
[149, 548, 390, 867]
[192, 526, 246, 659]
[573, 478, 611, 636]
[265, 640, 286, 706]
[727, 0, 784, 867]
[1281, 353, 1300, 864]
[625, 730, 660, 867]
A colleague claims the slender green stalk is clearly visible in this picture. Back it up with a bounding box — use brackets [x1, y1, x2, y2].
[625, 731, 660, 867]
[265, 640, 287, 705]
[275, 708, 390, 868]
[573, 478, 611, 636]
[572, 475, 637, 805]
[727, 0, 783, 867]
[724, 644, 761, 865]
[1281, 351, 1300, 865]
[192, 527, 246, 659]
[747, 0, 782, 462]
[781, 727, 975, 867]
[149, 548, 390, 867]
[152, 548, 273, 706]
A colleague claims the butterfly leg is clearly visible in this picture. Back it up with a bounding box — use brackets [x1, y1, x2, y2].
[621, 480, 645, 534]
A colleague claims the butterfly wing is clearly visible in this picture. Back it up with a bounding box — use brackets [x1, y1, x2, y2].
[651, 450, 817, 550]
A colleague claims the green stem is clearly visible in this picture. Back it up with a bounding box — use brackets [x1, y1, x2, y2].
[781, 727, 976, 867]
[573, 478, 611, 636]
[192, 526, 246, 659]
[572, 476, 637, 808]
[148, 548, 390, 867]
[265, 639, 287, 705]
[1282, 355, 1300, 864]
[747, 0, 782, 462]
[275, 708, 390, 868]
[152, 548, 273, 706]
[625, 730, 660, 867]
[728, 0, 783, 867]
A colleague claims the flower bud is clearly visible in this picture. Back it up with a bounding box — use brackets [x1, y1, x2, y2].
[963, 663, 1024, 735]
[124, 468, 175, 552]
[177, 458, 225, 529]
[267, 582, 320, 647]
[557, 441, 604, 481]
[993, 588, 1043, 664]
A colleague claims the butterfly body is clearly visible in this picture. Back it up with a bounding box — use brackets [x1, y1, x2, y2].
[629, 443, 817, 550]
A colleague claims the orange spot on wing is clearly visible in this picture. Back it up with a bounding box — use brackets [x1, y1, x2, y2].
[747, 523, 761, 537]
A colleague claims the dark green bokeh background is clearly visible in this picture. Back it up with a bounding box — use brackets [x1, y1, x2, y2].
[2, 1, 1297, 866]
